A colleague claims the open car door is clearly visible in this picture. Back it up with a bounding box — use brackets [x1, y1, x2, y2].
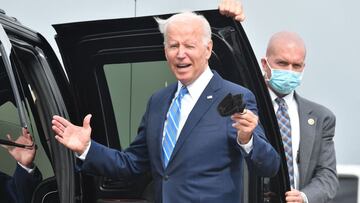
[0, 13, 77, 203]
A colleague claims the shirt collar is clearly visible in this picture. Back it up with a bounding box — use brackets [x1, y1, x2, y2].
[177, 67, 213, 100]
[269, 88, 295, 106]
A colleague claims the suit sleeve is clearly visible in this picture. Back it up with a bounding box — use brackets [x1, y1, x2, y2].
[5, 164, 43, 203]
[80, 96, 152, 178]
[235, 89, 280, 177]
[301, 111, 339, 203]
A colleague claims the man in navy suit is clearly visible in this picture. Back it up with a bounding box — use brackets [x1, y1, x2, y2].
[52, 7, 280, 203]
[1, 128, 42, 203]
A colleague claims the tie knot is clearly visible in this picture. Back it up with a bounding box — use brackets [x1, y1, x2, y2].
[275, 97, 288, 109]
[179, 86, 188, 98]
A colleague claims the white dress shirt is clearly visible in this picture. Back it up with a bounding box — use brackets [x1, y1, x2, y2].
[165, 67, 214, 140]
[269, 89, 300, 189]
[18, 162, 35, 173]
[269, 89, 309, 203]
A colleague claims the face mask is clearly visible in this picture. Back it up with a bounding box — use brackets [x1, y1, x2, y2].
[265, 60, 303, 95]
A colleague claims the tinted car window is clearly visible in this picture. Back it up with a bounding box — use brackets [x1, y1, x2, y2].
[104, 61, 176, 148]
[0, 44, 55, 174]
[0, 50, 54, 201]
[0, 56, 22, 175]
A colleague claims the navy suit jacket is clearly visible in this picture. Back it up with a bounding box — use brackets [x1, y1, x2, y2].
[0, 164, 42, 203]
[81, 71, 280, 203]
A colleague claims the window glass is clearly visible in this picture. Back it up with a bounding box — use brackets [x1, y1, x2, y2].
[104, 61, 176, 147]
[0, 103, 22, 174]
[0, 49, 53, 179]
[0, 56, 22, 174]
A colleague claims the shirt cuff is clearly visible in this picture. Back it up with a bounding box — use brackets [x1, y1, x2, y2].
[76, 141, 92, 160]
[17, 162, 35, 173]
[237, 135, 253, 154]
[300, 192, 309, 203]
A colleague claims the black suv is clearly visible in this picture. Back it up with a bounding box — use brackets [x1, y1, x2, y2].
[0, 9, 289, 203]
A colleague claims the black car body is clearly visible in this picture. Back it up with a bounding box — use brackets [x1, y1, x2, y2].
[0, 9, 289, 203]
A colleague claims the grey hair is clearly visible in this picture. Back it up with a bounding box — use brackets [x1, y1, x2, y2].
[154, 11, 212, 46]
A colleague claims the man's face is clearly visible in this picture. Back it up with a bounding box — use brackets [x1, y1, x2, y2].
[164, 20, 212, 86]
[262, 42, 306, 79]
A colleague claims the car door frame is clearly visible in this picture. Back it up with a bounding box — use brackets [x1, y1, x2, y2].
[0, 13, 79, 203]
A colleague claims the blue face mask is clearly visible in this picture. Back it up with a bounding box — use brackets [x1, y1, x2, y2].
[266, 61, 303, 95]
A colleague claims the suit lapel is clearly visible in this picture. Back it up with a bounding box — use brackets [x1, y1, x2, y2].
[296, 93, 317, 187]
[167, 72, 223, 167]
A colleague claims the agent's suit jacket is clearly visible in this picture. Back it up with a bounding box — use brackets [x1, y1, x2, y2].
[81, 72, 280, 203]
[295, 93, 339, 203]
[0, 164, 42, 203]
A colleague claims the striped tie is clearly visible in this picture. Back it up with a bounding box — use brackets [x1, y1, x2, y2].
[162, 86, 188, 167]
[275, 97, 295, 188]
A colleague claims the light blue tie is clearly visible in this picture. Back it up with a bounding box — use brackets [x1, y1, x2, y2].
[275, 97, 295, 188]
[162, 86, 188, 167]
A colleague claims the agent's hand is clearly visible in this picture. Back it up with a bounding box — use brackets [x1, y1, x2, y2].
[4, 128, 36, 168]
[218, 0, 246, 22]
[231, 109, 258, 144]
[52, 114, 92, 155]
[285, 189, 305, 203]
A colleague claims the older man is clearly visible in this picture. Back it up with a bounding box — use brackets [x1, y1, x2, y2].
[52, 9, 280, 203]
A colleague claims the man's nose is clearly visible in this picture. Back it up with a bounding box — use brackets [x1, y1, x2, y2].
[176, 46, 186, 58]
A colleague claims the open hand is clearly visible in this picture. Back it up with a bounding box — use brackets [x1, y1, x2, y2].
[52, 114, 92, 155]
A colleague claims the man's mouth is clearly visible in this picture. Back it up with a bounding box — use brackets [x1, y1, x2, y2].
[176, 64, 191, 68]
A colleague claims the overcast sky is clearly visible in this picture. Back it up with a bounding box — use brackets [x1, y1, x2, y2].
[1, 0, 359, 165]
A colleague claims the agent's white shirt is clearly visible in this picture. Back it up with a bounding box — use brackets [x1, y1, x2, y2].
[269, 89, 300, 189]
[269, 89, 309, 202]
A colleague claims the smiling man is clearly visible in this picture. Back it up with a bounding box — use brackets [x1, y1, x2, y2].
[52, 10, 280, 203]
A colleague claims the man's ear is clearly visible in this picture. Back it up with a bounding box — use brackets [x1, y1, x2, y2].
[205, 40, 213, 60]
[260, 57, 267, 71]
[260, 57, 270, 79]
[164, 47, 169, 61]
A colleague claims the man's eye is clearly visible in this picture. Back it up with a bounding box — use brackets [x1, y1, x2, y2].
[277, 62, 288, 66]
[293, 64, 303, 69]
[169, 44, 178, 49]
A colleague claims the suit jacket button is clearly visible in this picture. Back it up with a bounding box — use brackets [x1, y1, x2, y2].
[164, 175, 169, 181]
